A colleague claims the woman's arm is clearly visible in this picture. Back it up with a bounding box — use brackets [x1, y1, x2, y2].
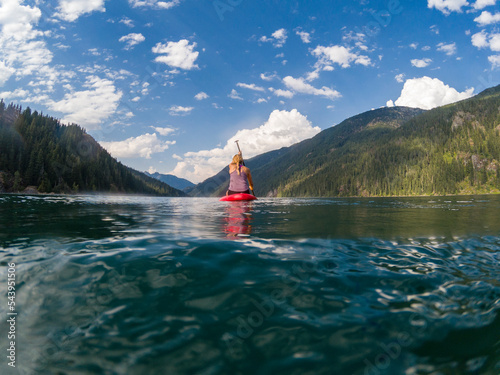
[245, 168, 254, 192]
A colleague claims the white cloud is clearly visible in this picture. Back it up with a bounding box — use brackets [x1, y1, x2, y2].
[194, 91, 209, 100]
[472, 0, 496, 9]
[411, 58, 432, 68]
[0, 0, 42, 40]
[392, 76, 474, 110]
[395, 73, 405, 83]
[228, 89, 243, 100]
[296, 30, 311, 43]
[260, 72, 277, 81]
[437, 42, 457, 55]
[100, 133, 174, 159]
[260, 28, 288, 48]
[0, 60, 15, 86]
[427, 0, 469, 14]
[474, 11, 500, 26]
[0, 88, 30, 101]
[269, 88, 294, 98]
[151, 126, 175, 136]
[47, 76, 123, 130]
[472, 30, 500, 53]
[283, 76, 341, 100]
[0, 0, 57, 88]
[169, 105, 193, 116]
[312, 45, 371, 69]
[170, 109, 321, 182]
[472, 30, 489, 48]
[119, 33, 145, 50]
[152, 39, 199, 70]
[488, 55, 500, 68]
[489, 34, 500, 51]
[128, 0, 180, 9]
[55, 0, 106, 22]
[237, 83, 266, 92]
[119, 17, 134, 27]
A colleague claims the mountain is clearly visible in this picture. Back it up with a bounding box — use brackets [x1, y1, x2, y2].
[0, 102, 186, 196]
[190, 84, 500, 197]
[145, 172, 194, 191]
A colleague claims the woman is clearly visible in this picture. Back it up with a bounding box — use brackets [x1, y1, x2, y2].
[227, 152, 254, 195]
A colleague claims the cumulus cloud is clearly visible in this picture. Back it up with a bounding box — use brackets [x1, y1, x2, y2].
[237, 83, 266, 92]
[0, 0, 41, 39]
[389, 76, 474, 110]
[169, 105, 193, 116]
[119, 33, 145, 50]
[47, 76, 123, 130]
[0, 60, 15, 86]
[170, 109, 321, 183]
[472, 0, 496, 9]
[437, 42, 457, 55]
[411, 58, 433, 67]
[119, 17, 134, 27]
[260, 28, 288, 48]
[151, 126, 175, 136]
[395, 73, 405, 83]
[129, 0, 180, 9]
[427, 0, 469, 14]
[296, 30, 311, 43]
[269, 88, 294, 98]
[152, 39, 199, 70]
[474, 11, 500, 26]
[283, 76, 341, 100]
[472, 30, 490, 48]
[488, 55, 500, 68]
[100, 133, 174, 159]
[260, 72, 278, 81]
[471, 30, 500, 57]
[228, 89, 243, 100]
[312, 45, 371, 69]
[55, 0, 106, 22]
[0, 0, 57, 88]
[195, 91, 209, 100]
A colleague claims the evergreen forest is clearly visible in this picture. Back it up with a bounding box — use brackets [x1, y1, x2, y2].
[0, 101, 185, 196]
[191, 85, 500, 197]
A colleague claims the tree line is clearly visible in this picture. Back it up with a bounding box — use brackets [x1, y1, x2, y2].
[0, 101, 184, 196]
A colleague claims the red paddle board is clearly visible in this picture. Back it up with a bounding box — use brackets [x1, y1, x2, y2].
[219, 193, 257, 202]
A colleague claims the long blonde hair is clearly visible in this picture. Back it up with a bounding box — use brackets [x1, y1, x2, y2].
[232, 154, 244, 175]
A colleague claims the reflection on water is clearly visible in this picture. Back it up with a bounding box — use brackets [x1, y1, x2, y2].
[222, 201, 254, 238]
[0, 194, 499, 374]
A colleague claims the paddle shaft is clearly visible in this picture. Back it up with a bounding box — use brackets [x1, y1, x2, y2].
[235, 140, 245, 166]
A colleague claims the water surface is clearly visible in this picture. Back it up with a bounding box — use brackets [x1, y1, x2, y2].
[0, 194, 499, 374]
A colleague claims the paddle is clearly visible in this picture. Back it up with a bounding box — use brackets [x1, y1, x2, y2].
[235, 140, 254, 196]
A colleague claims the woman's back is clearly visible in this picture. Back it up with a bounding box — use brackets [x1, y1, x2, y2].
[228, 164, 249, 192]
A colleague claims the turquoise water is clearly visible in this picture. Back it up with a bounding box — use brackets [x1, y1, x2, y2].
[0, 194, 499, 374]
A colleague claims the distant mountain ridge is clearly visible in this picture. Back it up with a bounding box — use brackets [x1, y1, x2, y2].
[145, 172, 194, 191]
[190, 84, 500, 197]
[0, 102, 186, 196]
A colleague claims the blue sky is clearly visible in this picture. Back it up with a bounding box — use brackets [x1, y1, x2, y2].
[1, 0, 499, 183]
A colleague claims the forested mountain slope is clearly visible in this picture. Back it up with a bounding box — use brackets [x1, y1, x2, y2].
[0, 102, 185, 196]
[192, 84, 500, 197]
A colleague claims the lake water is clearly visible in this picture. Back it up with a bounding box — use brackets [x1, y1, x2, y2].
[0, 194, 499, 374]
